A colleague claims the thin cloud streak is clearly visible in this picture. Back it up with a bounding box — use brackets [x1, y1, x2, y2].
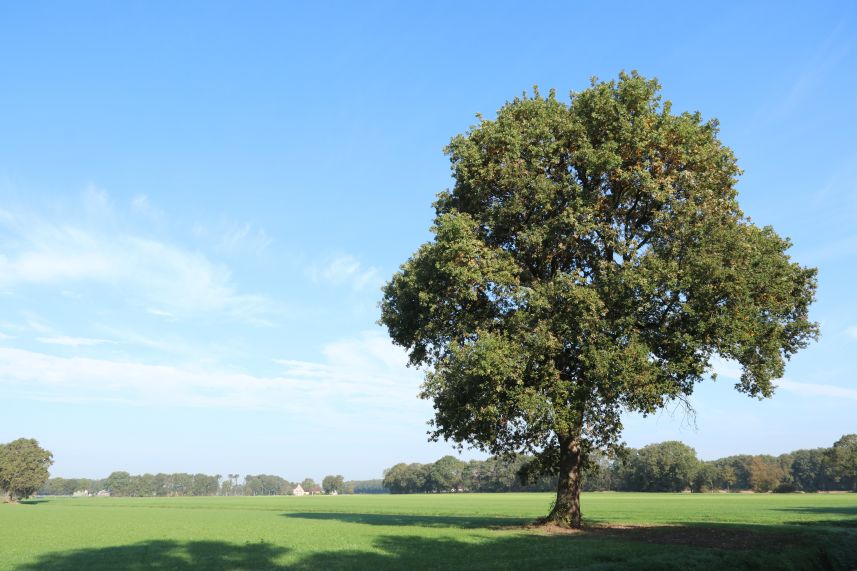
[768, 23, 850, 121]
[192, 221, 273, 256]
[0, 204, 281, 324]
[0, 331, 426, 417]
[710, 355, 856, 402]
[307, 254, 381, 290]
[36, 336, 114, 347]
[775, 379, 857, 401]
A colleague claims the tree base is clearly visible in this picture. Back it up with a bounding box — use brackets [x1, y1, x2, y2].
[544, 490, 583, 529]
[530, 517, 585, 533]
[536, 509, 583, 530]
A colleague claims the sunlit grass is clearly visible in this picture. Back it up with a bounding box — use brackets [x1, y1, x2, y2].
[2, 493, 855, 569]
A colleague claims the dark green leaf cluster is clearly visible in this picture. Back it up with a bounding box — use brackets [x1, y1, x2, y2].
[827, 434, 857, 490]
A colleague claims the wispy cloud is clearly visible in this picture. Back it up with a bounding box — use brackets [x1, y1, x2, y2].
[307, 254, 381, 290]
[146, 308, 177, 319]
[0, 331, 425, 418]
[218, 223, 272, 255]
[768, 23, 850, 120]
[845, 326, 857, 341]
[709, 355, 856, 401]
[21, 312, 54, 334]
[775, 379, 857, 402]
[192, 221, 272, 256]
[36, 336, 114, 347]
[0, 198, 280, 324]
[83, 184, 113, 220]
[130, 194, 164, 223]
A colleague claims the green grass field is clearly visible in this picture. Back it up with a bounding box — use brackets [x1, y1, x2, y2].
[2, 493, 856, 569]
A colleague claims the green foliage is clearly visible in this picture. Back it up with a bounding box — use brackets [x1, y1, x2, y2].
[35, 435, 853, 500]
[380, 72, 818, 525]
[0, 438, 53, 501]
[748, 456, 789, 493]
[382, 436, 856, 495]
[631, 441, 699, 492]
[383, 462, 429, 494]
[427, 456, 467, 492]
[300, 478, 321, 494]
[105, 471, 132, 496]
[344, 479, 387, 494]
[384, 455, 556, 494]
[39, 477, 85, 496]
[828, 434, 857, 491]
[192, 474, 220, 496]
[245, 474, 292, 496]
[693, 462, 721, 493]
[791, 448, 832, 491]
[322, 474, 345, 494]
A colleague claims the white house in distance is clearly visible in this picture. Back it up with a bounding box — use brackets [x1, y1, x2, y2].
[292, 484, 306, 496]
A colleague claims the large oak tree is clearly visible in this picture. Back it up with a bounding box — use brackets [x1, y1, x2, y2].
[380, 72, 818, 528]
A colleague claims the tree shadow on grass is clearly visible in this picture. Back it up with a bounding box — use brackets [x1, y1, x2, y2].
[290, 530, 857, 571]
[286, 512, 857, 569]
[13, 526, 857, 571]
[19, 499, 51, 505]
[775, 505, 857, 528]
[283, 511, 529, 528]
[15, 539, 289, 570]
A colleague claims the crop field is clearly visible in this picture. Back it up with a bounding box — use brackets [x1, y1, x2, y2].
[2, 493, 856, 570]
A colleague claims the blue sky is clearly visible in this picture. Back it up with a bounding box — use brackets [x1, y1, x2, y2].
[1, 1, 855, 480]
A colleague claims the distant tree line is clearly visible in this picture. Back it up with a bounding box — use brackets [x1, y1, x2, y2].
[346, 479, 388, 494]
[384, 435, 857, 494]
[35, 434, 857, 497]
[39, 471, 384, 497]
[383, 455, 555, 493]
[591, 434, 857, 493]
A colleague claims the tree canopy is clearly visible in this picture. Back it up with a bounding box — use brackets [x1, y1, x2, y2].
[380, 72, 818, 527]
[630, 441, 698, 492]
[827, 434, 857, 491]
[322, 474, 345, 494]
[0, 438, 54, 502]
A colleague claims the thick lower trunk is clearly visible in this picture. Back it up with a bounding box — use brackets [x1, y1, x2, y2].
[546, 435, 583, 528]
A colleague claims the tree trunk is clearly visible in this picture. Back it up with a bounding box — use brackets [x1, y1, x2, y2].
[547, 435, 583, 528]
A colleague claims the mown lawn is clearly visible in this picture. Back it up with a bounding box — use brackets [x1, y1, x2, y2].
[2, 492, 855, 569]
